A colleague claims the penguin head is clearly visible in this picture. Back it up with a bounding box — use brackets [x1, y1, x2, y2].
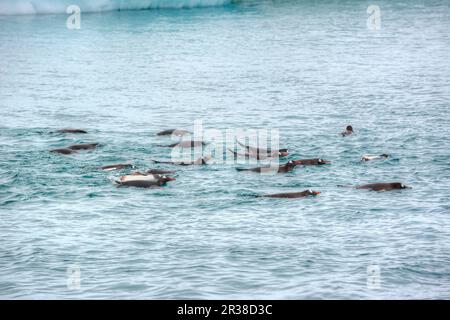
[307, 189, 321, 196]
[160, 175, 176, 184]
[318, 158, 331, 164]
[392, 182, 410, 189]
[346, 125, 353, 132]
[278, 149, 289, 157]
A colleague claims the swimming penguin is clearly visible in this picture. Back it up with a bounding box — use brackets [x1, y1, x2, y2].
[341, 125, 354, 137]
[100, 164, 133, 171]
[151, 156, 211, 166]
[236, 160, 297, 173]
[116, 173, 176, 188]
[259, 189, 321, 198]
[361, 154, 389, 161]
[356, 182, 410, 191]
[292, 158, 331, 165]
[157, 129, 191, 136]
[50, 148, 77, 155]
[228, 149, 277, 160]
[56, 129, 87, 134]
[159, 140, 206, 148]
[68, 143, 99, 150]
[236, 140, 289, 157]
[146, 169, 176, 175]
[50, 143, 98, 155]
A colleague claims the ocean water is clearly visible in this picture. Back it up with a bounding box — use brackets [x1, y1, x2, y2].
[1, 0, 449, 299]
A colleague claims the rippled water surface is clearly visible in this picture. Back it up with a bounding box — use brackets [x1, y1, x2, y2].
[1, 0, 450, 299]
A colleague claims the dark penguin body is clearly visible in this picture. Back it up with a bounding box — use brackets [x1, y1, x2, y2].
[50, 148, 76, 155]
[146, 169, 176, 175]
[68, 143, 99, 150]
[236, 161, 297, 173]
[56, 129, 87, 134]
[260, 189, 321, 199]
[157, 129, 191, 136]
[356, 182, 410, 191]
[50, 143, 98, 155]
[293, 158, 331, 165]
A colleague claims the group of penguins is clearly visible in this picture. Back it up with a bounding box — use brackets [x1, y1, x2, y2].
[49, 125, 411, 199]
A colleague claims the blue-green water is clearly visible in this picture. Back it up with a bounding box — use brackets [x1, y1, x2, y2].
[1, 0, 449, 299]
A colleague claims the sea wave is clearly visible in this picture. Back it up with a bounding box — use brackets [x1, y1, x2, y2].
[0, 0, 233, 15]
